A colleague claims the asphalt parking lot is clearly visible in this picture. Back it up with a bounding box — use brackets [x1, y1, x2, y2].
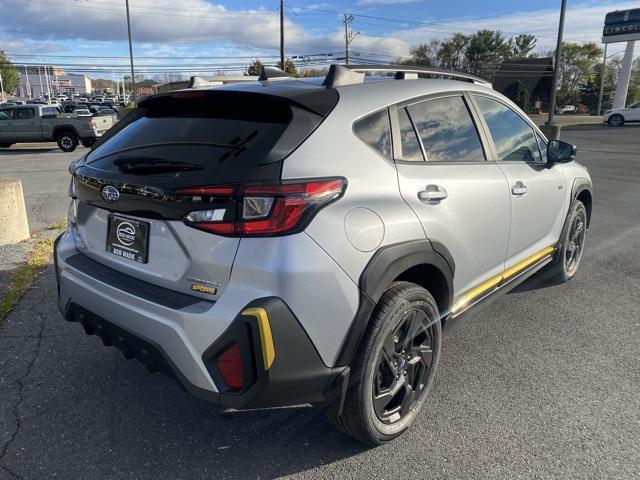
[1, 125, 639, 480]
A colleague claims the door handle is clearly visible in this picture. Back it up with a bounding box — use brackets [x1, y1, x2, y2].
[511, 181, 528, 196]
[418, 184, 448, 202]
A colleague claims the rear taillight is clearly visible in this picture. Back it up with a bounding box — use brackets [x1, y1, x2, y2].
[177, 178, 345, 237]
[89, 118, 96, 128]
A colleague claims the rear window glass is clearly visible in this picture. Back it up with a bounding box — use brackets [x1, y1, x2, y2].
[86, 93, 297, 173]
[353, 109, 392, 159]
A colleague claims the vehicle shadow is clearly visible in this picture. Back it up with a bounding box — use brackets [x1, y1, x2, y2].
[1, 267, 372, 479]
[508, 263, 562, 294]
[0, 147, 61, 155]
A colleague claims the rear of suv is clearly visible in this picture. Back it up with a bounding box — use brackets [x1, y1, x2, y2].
[54, 64, 593, 444]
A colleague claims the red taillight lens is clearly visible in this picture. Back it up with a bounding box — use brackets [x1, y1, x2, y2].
[216, 343, 244, 390]
[177, 178, 345, 237]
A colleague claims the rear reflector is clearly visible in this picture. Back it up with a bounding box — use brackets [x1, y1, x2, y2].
[177, 177, 345, 237]
[216, 343, 244, 390]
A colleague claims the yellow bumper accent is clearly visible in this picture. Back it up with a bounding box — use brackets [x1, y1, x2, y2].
[451, 246, 555, 314]
[242, 307, 275, 370]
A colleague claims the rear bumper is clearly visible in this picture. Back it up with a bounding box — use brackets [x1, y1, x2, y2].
[54, 231, 345, 409]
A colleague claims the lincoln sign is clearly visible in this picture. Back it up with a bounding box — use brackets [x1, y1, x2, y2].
[603, 8, 640, 38]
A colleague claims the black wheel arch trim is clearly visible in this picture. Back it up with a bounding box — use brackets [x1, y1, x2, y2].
[334, 239, 454, 367]
[570, 177, 593, 226]
[52, 125, 80, 139]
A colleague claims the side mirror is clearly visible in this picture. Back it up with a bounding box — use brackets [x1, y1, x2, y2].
[547, 140, 577, 164]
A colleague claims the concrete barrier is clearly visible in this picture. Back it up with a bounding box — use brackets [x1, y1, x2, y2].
[0, 178, 30, 245]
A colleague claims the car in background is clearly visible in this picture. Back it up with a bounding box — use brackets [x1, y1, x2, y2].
[74, 108, 92, 116]
[557, 105, 576, 114]
[603, 101, 640, 127]
[26, 99, 47, 105]
[0, 104, 115, 151]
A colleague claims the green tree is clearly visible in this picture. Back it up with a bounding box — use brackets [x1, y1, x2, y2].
[437, 33, 469, 71]
[579, 63, 615, 114]
[400, 39, 440, 67]
[278, 58, 299, 77]
[0, 50, 19, 96]
[556, 42, 602, 105]
[301, 68, 329, 78]
[465, 30, 512, 80]
[246, 59, 263, 76]
[504, 80, 531, 112]
[511, 34, 537, 59]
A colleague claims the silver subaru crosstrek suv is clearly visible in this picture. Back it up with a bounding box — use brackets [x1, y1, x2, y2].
[54, 64, 593, 444]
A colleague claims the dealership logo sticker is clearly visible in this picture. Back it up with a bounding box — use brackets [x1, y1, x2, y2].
[116, 222, 136, 246]
[101, 185, 120, 203]
[624, 10, 630, 21]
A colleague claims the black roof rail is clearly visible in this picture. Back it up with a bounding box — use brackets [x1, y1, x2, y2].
[322, 64, 492, 88]
[258, 66, 290, 81]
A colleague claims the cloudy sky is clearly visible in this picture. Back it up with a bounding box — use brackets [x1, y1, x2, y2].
[0, 0, 637, 78]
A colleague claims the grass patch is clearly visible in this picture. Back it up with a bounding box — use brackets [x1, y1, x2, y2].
[48, 220, 67, 230]
[0, 237, 55, 320]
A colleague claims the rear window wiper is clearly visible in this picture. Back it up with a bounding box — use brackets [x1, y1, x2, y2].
[91, 141, 243, 162]
[115, 159, 205, 174]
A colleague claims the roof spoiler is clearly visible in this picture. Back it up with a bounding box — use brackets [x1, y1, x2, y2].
[188, 76, 222, 88]
[322, 64, 492, 88]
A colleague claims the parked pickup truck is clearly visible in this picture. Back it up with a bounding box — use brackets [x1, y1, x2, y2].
[0, 104, 115, 152]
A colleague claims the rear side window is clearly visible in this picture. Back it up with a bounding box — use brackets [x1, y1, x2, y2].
[42, 107, 58, 116]
[353, 109, 392, 159]
[474, 95, 541, 163]
[397, 107, 424, 162]
[407, 96, 485, 162]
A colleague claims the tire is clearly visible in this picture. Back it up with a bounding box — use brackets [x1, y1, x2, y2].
[81, 138, 95, 148]
[549, 200, 588, 282]
[326, 281, 442, 445]
[0, 143, 12, 148]
[56, 131, 78, 152]
[608, 114, 624, 127]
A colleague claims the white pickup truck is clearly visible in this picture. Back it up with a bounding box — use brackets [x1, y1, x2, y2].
[0, 104, 115, 152]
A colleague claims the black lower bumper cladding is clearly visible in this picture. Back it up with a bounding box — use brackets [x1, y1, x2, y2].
[62, 294, 343, 409]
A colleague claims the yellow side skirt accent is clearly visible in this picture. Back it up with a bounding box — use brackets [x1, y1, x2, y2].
[451, 246, 555, 314]
[242, 307, 276, 370]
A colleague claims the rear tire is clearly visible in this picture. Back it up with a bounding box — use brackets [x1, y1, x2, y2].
[608, 114, 624, 127]
[81, 138, 95, 148]
[56, 131, 78, 152]
[326, 282, 442, 445]
[549, 200, 587, 282]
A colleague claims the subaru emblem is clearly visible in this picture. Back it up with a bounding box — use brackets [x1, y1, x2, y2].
[101, 185, 120, 203]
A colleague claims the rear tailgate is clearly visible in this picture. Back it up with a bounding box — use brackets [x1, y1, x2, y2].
[90, 115, 114, 136]
[71, 85, 337, 301]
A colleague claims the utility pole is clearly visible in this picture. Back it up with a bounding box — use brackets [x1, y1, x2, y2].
[0, 73, 5, 102]
[547, 0, 567, 127]
[43, 63, 52, 103]
[24, 65, 31, 99]
[125, 0, 136, 104]
[596, 42, 608, 116]
[37, 66, 43, 100]
[280, 0, 285, 70]
[343, 14, 359, 65]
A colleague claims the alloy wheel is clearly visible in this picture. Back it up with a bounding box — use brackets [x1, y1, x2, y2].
[372, 306, 436, 425]
[564, 209, 586, 276]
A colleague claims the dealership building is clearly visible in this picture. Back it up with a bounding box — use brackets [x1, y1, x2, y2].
[16, 66, 92, 98]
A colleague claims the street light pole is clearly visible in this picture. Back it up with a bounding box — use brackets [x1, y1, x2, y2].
[547, 0, 567, 127]
[125, 0, 136, 104]
[596, 42, 608, 116]
[280, 0, 285, 70]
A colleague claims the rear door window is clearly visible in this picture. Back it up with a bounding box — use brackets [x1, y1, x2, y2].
[353, 109, 392, 159]
[407, 95, 486, 162]
[16, 108, 35, 120]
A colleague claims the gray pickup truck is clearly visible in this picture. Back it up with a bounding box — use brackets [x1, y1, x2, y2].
[0, 104, 115, 152]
